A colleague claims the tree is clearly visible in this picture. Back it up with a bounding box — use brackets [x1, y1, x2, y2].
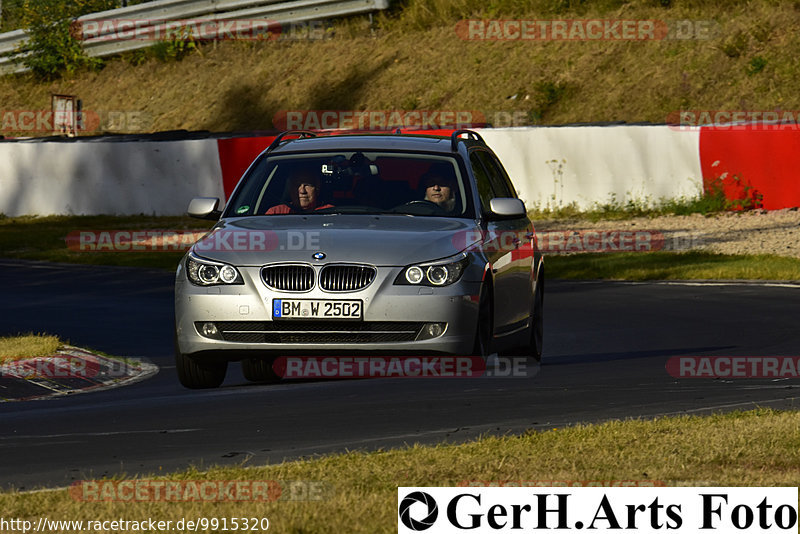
[18, 0, 116, 79]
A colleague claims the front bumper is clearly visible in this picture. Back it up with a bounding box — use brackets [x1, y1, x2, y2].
[175, 263, 481, 359]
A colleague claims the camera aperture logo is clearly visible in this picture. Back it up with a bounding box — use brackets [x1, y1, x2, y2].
[399, 491, 439, 531]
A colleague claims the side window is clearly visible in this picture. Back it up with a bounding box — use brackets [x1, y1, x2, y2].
[225, 156, 271, 216]
[475, 150, 514, 198]
[470, 152, 494, 212]
[486, 152, 518, 198]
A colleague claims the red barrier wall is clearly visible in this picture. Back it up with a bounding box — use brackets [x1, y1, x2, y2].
[216, 136, 276, 199]
[699, 128, 800, 209]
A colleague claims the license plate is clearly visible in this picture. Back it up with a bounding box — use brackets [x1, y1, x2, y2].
[273, 299, 362, 320]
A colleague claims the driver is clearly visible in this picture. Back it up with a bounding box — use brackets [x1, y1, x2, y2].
[266, 167, 334, 214]
[420, 170, 457, 212]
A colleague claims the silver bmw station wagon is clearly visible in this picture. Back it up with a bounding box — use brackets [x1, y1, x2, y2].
[175, 130, 543, 388]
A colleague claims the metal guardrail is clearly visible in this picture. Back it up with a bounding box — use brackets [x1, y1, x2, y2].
[0, 0, 389, 74]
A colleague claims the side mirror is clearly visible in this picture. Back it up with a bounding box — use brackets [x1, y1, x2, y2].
[187, 197, 222, 220]
[488, 198, 526, 219]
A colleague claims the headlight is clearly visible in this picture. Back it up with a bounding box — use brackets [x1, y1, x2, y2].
[186, 253, 243, 286]
[395, 253, 468, 287]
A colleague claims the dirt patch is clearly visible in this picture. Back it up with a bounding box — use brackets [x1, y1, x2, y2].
[536, 209, 800, 257]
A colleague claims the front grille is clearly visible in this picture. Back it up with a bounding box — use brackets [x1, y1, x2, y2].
[319, 264, 376, 292]
[261, 264, 314, 292]
[208, 321, 423, 344]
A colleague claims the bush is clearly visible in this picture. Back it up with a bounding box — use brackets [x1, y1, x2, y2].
[17, 0, 117, 79]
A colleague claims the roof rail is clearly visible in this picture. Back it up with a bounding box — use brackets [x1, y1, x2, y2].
[450, 129, 485, 151]
[267, 130, 318, 152]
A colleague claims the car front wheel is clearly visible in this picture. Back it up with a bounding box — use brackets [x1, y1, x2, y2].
[242, 358, 280, 383]
[174, 335, 227, 389]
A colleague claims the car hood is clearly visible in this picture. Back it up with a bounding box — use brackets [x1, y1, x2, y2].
[190, 215, 481, 266]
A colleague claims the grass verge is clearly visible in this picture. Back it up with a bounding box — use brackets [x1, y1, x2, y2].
[0, 409, 797, 533]
[547, 251, 800, 281]
[527, 193, 732, 221]
[0, 215, 213, 270]
[3, 215, 800, 279]
[3, 1, 800, 134]
[0, 333, 61, 363]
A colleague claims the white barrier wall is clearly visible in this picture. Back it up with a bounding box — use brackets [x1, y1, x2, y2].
[0, 139, 224, 216]
[0, 126, 704, 216]
[479, 126, 704, 210]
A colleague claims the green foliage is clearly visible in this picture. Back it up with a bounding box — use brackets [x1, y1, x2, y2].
[704, 173, 763, 210]
[118, 25, 199, 66]
[660, 191, 727, 215]
[746, 55, 767, 75]
[17, 0, 117, 79]
[151, 27, 198, 62]
[530, 171, 764, 221]
[529, 187, 736, 222]
[750, 21, 772, 43]
[530, 80, 568, 122]
[547, 251, 800, 281]
[121, 49, 151, 67]
[720, 31, 748, 58]
[0, 1, 27, 32]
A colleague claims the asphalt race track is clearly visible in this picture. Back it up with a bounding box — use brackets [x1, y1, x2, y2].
[0, 259, 798, 490]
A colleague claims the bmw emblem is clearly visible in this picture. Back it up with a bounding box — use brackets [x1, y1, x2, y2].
[313, 252, 326, 260]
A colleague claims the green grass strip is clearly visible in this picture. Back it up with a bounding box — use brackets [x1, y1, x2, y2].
[547, 251, 800, 280]
[0, 214, 213, 270]
[0, 409, 797, 533]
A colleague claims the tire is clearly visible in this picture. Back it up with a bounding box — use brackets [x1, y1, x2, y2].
[529, 278, 544, 362]
[242, 358, 280, 383]
[472, 283, 493, 357]
[174, 335, 227, 389]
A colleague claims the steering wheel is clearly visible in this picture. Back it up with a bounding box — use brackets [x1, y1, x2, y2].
[395, 200, 448, 214]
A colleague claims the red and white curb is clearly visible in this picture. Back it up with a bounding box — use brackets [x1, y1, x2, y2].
[0, 345, 158, 402]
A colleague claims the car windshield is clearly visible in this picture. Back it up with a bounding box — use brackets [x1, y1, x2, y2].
[224, 151, 472, 218]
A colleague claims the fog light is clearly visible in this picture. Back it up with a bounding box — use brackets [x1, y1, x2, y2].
[416, 322, 447, 341]
[427, 323, 444, 337]
[201, 322, 219, 338]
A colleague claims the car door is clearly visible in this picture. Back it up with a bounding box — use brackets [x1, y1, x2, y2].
[469, 149, 535, 338]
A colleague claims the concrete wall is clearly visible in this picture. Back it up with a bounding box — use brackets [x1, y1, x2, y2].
[0, 139, 223, 216]
[1, 125, 796, 216]
[480, 126, 703, 210]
